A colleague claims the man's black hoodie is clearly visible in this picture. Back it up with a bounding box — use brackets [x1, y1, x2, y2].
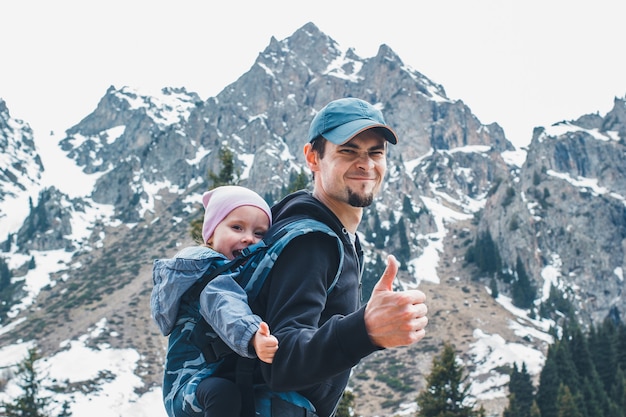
[250, 190, 382, 416]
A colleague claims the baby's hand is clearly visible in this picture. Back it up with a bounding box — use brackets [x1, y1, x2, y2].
[253, 322, 279, 363]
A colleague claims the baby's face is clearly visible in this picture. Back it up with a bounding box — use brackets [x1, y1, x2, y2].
[208, 205, 270, 259]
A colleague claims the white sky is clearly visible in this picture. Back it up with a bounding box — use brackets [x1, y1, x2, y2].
[1, 0, 625, 149]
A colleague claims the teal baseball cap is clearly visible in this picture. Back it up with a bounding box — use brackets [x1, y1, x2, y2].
[307, 98, 398, 145]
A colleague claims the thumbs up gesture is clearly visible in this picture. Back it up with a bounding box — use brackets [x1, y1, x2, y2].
[253, 322, 279, 364]
[364, 255, 428, 348]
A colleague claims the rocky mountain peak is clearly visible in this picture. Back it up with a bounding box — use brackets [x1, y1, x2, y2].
[0, 100, 43, 203]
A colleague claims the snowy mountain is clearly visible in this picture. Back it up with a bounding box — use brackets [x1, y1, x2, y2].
[1, 22, 625, 417]
[0, 100, 43, 235]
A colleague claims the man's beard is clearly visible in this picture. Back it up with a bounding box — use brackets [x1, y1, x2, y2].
[347, 188, 374, 207]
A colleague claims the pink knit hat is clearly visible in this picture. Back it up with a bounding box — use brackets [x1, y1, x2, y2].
[201, 186, 272, 244]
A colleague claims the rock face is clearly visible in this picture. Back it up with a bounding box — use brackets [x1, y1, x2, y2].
[0, 21, 625, 417]
[0, 99, 43, 201]
[479, 98, 626, 323]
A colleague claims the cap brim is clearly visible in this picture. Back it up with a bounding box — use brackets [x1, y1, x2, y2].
[322, 119, 398, 145]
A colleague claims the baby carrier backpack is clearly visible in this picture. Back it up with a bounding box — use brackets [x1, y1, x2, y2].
[184, 216, 344, 417]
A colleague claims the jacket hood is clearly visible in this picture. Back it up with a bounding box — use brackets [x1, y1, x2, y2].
[150, 246, 225, 336]
[272, 190, 347, 240]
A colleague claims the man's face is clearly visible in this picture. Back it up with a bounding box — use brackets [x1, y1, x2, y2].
[311, 129, 388, 208]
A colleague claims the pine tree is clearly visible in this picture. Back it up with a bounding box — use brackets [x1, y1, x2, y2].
[529, 401, 541, 417]
[335, 390, 355, 417]
[34, 191, 50, 231]
[503, 394, 519, 417]
[609, 367, 626, 417]
[369, 211, 386, 249]
[465, 230, 501, 275]
[0, 347, 72, 417]
[556, 384, 583, 417]
[396, 219, 411, 269]
[0, 256, 14, 321]
[286, 168, 309, 195]
[0, 257, 11, 291]
[536, 348, 559, 417]
[590, 319, 618, 393]
[26, 197, 35, 237]
[569, 322, 610, 416]
[580, 377, 607, 417]
[504, 362, 534, 417]
[539, 284, 575, 322]
[361, 253, 386, 302]
[569, 326, 595, 381]
[489, 276, 498, 299]
[56, 401, 72, 417]
[552, 340, 580, 396]
[1, 348, 48, 417]
[616, 323, 626, 370]
[402, 195, 417, 221]
[511, 257, 536, 309]
[208, 146, 240, 187]
[534, 320, 626, 417]
[416, 342, 481, 417]
[3, 233, 12, 252]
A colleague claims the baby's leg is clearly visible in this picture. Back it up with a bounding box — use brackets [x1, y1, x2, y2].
[196, 377, 241, 417]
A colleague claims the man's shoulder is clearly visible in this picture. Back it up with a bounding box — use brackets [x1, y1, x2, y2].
[271, 225, 344, 271]
[264, 216, 343, 256]
[272, 195, 345, 239]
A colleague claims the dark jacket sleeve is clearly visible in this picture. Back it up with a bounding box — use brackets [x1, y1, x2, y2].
[257, 233, 379, 391]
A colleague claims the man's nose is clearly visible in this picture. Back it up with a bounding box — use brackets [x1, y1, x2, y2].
[355, 152, 376, 169]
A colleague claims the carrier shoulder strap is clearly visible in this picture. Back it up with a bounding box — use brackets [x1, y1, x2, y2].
[184, 253, 247, 302]
[236, 215, 342, 417]
[239, 216, 345, 304]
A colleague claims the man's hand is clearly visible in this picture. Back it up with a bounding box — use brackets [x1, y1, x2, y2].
[364, 255, 428, 348]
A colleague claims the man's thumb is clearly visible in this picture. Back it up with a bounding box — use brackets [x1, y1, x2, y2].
[374, 255, 398, 292]
[258, 321, 270, 336]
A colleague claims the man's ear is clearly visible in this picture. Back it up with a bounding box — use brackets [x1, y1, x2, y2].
[303, 143, 319, 171]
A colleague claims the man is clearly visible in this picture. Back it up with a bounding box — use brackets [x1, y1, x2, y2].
[227, 98, 428, 417]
